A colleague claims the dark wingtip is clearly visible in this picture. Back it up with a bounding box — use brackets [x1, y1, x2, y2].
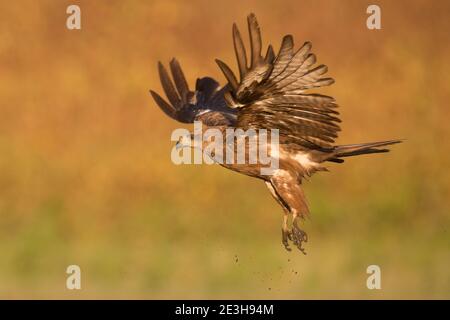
[149, 89, 159, 101]
[149, 89, 163, 103]
[169, 57, 178, 68]
[380, 139, 404, 145]
[247, 12, 257, 21]
[247, 12, 262, 67]
[169, 58, 190, 101]
[265, 45, 275, 63]
[282, 34, 294, 45]
[149, 89, 177, 119]
[215, 59, 239, 91]
[157, 60, 182, 107]
[157, 61, 166, 78]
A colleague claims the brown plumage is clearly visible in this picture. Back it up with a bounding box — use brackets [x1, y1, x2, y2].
[150, 13, 401, 253]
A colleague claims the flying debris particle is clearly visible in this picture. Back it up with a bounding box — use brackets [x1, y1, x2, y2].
[234, 255, 239, 263]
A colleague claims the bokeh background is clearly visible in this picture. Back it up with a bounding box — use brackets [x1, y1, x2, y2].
[0, 0, 449, 299]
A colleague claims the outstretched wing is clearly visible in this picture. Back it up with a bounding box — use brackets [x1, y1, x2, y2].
[150, 59, 237, 126]
[216, 14, 341, 149]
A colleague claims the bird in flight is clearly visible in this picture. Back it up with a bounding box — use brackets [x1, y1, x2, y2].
[150, 13, 401, 253]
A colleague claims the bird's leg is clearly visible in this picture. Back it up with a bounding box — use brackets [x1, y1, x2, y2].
[291, 212, 308, 255]
[281, 213, 291, 251]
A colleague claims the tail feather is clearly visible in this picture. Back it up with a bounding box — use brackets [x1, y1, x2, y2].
[332, 139, 402, 158]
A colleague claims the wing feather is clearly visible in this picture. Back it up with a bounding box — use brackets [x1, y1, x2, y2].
[151, 59, 237, 126]
[150, 90, 177, 118]
[216, 14, 340, 149]
[169, 58, 190, 102]
[232, 23, 248, 79]
[158, 62, 181, 107]
[216, 59, 239, 91]
[248, 13, 263, 68]
[270, 35, 294, 80]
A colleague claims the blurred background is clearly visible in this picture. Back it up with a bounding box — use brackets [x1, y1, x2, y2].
[0, 0, 449, 299]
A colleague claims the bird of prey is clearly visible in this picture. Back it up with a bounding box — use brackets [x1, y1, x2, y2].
[150, 13, 401, 253]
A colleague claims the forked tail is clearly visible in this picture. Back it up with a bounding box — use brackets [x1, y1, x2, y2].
[327, 140, 402, 163]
